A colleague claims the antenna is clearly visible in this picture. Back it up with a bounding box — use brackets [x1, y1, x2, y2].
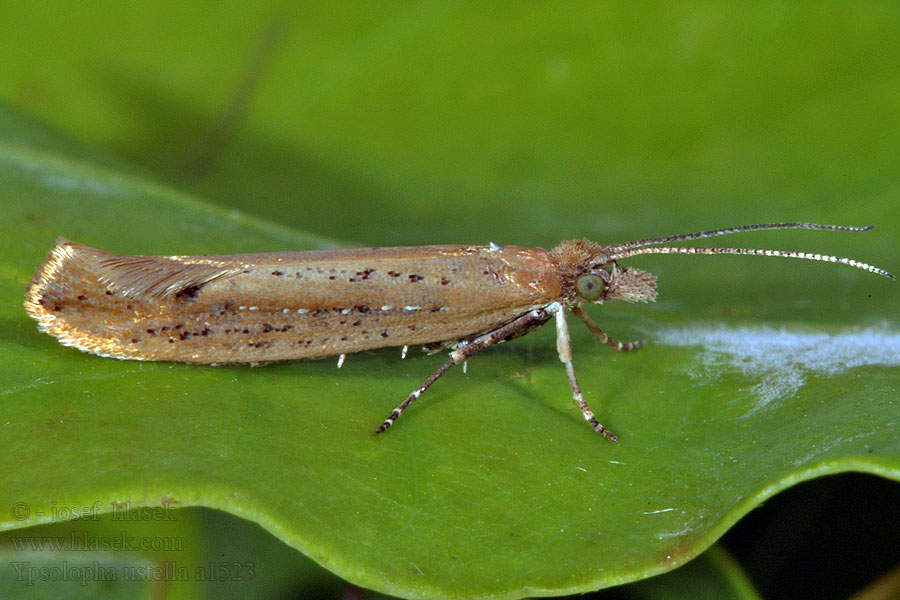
[602, 223, 893, 279]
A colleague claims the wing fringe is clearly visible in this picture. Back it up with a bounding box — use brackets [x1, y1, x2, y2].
[42, 238, 243, 300]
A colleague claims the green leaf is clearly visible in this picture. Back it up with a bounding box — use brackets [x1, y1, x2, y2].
[1, 104, 897, 599]
[0, 507, 349, 600]
[0, 507, 208, 600]
[621, 544, 762, 600]
[2, 3, 899, 598]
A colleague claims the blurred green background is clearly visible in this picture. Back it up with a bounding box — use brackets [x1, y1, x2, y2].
[4, 2, 899, 249]
[1, 2, 899, 599]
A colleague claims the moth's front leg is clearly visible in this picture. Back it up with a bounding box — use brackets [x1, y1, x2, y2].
[572, 304, 644, 352]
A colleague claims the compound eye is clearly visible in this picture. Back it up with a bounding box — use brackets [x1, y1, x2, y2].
[576, 274, 605, 301]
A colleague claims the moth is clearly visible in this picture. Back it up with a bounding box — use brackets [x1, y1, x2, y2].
[25, 222, 893, 440]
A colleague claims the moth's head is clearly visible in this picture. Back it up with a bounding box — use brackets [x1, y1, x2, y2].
[594, 262, 658, 303]
[550, 239, 657, 305]
[551, 222, 892, 307]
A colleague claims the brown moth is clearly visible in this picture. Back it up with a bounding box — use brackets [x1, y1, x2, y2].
[24, 222, 893, 440]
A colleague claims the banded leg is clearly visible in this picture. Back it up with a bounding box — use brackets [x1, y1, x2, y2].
[375, 307, 552, 434]
[553, 304, 618, 442]
[572, 304, 644, 351]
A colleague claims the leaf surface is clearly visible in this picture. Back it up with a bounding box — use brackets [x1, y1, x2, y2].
[1, 112, 897, 599]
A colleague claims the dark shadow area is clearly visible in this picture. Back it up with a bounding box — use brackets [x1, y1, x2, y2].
[721, 472, 900, 600]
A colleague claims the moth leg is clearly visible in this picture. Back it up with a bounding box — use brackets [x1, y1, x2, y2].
[374, 356, 456, 434]
[554, 304, 618, 442]
[375, 307, 552, 434]
[572, 304, 644, 352]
